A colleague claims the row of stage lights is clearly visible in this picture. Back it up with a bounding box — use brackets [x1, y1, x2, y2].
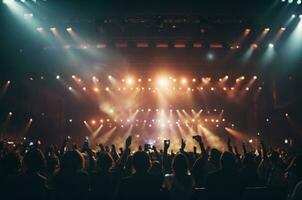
[26, 74, 258, 84]
[281, 0, 302, 5]
[3, 0, 41, 3]
[3, 75, 262, 94]
[33, 26, 302, 50]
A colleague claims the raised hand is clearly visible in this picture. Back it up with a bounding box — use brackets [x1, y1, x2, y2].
[193, 135, 203, 144]
[125, 136, 132, 149]
[181, 139, 186, 151]
[164, 140, 170, 151]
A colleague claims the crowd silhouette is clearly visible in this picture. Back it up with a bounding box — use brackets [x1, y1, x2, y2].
[0, 135, 302, 200]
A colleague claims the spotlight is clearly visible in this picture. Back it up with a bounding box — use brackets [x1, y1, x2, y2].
[82, 87, 86, 91]
[91, 120, 96, 125]
[300, 15, 302, 19]
[253, 76, 257, 79]
[268, 43, 274, 48]
[93, 87, 99, 93]
[157, 77, 169, 87]
[8, 112, 13, 116]
[251, 44, 258, 49]
[285, 139, 289, 144]
[29, 118, 33, 122]
[3, 0, 14, 4]
[56, 75, 60, 80]
[249, 139, 253, 144]
[281, 27, 286, 31]
[108, 75, 112, 79]
[7, 80, 11, 84]
[207, 52, 214, 60]
[69, 119, 73, 122]
[105, 87, 110, 91]
[298, 0, 302, 4]
[292, 14, 296, 18]
[66, 27, 72, 32]
[36, 27, 43, 32]
[50, 27, 56, 31]
[126, 78, 134, 85]
[264, 28, 270, 32]
[285, 113, 289, 117]
[192, 78, 196, 82]
[181, 78, 187, 85]
[68, 87, 72, 91]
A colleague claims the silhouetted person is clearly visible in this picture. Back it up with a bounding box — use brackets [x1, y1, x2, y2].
[0, 151, 21, 200]
[17, 148, 48, 199]
[206, 151, 243, 200]
[149, 160, 165, 188]
[115, 151, 161, 200]
[52, 150, 89, 200]
[163, 153, 194, 200]
[90, 152, 118, 200]
[239, 153, 262, 187]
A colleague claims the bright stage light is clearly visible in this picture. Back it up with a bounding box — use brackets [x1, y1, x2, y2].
[56, 75, 60, 79]
[3, 0, 14, 4]
[181, 78, 187, 85]
[126, 78, 134, 85]
[251, 44, 258, 49]
[108, 75, 112, 80]
[9, 112, 13, 116]
[29, 118, 33, 122]
[285, 139, 289, 144]
[289, 0, 294, 3]
[69, 119, 73, 122]
[281, 27, 286, 31]
[285, 113, 289, 117]
[66, 27, 72, 32]
[82, 87, 86, 91]
[50, 27, 56, 31]
[157, 77, 169, 87]
[93, 87, 99, 93]
[253, 76, 258, 79]
[264, 28, 270, 32]
[249, 139, 253, 143]
[207, 52, 214, 60]
[36, 27, 43, 32]
[268, 43, 274, 48]
[105, 87, 110, 91]
[91, 120, 96, 125]
[298, 0, 302, 4]
[192, 78, 196, 82]
[68, 87, 73, 91]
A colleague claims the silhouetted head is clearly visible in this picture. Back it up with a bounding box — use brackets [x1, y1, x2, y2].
[210, 148, 221, 163]
[97, 152, 113, 171]
[243, 153, 255, 167]
[269, 151, 279, 164]
[220, 151, 235, 171]
[132, 151, 150, 173]
[46, 154, 59, 174]
[60, 150, 84, 172]
[23, 148, 46, 172]
[2, 151, 21, 173]
[172, 153, 189, 176]
[149, 161, 162, 175]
